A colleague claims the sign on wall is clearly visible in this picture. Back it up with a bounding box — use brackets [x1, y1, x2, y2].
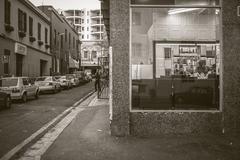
[15, 43, 27, 56]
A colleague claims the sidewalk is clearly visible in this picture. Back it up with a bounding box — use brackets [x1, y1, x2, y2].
[39, 96, 240, 160]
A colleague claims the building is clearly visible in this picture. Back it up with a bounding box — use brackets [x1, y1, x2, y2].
[0, 0, 51, 77]
[63, 9, 105, 73]
[38, 6, 80, 75]
[101, 0, 240, 136]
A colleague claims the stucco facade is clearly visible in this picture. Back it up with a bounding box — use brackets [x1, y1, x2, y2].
[101, 0, 240, 136]
[38, 6, 80, 75]
[0, 0, 51, 77]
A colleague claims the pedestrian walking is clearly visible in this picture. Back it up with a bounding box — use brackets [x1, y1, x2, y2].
[95, 69, 101, 92]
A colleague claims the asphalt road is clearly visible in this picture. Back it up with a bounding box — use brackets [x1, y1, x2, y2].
[0, 82, 95, 158]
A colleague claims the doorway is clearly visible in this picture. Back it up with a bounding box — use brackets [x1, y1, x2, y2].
[16, 54, 23, 76]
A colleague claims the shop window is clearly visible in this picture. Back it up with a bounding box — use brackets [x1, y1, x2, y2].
[4, 0, 11, 25]
[131, 7, 221, 110]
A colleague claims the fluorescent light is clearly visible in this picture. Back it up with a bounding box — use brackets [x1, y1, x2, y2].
[168, 8, 200, 15]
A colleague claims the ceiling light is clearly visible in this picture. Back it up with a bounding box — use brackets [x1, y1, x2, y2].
[168, 8, 201, 15]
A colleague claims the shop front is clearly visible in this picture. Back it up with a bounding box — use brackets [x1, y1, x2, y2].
[103, 0, 240, 136]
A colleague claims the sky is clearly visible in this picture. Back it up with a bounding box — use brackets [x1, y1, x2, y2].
[30, 0, 100, 10]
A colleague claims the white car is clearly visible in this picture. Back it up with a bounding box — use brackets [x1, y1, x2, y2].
[0, 77, 39, 102]
[35, 76, 61, 93]
[55, 76, 72, 89]
[66, 74, 80, 87]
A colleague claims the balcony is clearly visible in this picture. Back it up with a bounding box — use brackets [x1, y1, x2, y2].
[5, 24, 14, 33]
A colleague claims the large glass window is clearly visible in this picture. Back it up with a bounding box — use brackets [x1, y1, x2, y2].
[131, 5, 221, 110]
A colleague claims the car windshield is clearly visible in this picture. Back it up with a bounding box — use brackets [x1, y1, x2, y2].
[36, 77, 52, 81]
[0, 78, 18, 87]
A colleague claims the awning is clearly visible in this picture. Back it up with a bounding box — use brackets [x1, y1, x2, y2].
[69, 56, 79, 69]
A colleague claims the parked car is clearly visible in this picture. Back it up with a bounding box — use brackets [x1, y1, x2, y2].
[0, 77, 39, 103]
[66, 74, 80, 87]
[0, 91, 11, 109]
[35, 76, 61, 93]
[55, 76, 72, 89]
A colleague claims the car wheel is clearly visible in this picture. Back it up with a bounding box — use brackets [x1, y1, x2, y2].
[53, 86, 57, 94]
[22, 93, 27, 103]
[35, 91, 39, 99]
[5, 96, 11, 109]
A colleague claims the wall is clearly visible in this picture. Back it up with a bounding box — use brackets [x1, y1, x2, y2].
[0, 0, 50, 54]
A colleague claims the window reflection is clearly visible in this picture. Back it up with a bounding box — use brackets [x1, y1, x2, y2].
[131, 8, 220, 110]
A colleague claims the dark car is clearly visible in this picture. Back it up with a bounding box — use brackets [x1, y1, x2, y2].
[0, 91, 11, 109]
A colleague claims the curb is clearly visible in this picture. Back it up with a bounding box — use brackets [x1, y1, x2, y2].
[0, 90, 95, 160]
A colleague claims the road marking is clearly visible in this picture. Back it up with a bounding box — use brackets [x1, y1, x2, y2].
[0, 91, 95, 160]
[18, 107, 85, 160]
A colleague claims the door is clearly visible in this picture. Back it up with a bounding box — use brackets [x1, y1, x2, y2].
[16, 54, 23, 77]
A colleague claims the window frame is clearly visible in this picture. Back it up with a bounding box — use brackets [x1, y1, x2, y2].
[129, 2, 223, 113]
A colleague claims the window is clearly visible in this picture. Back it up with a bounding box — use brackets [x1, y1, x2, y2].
[3, 49, 10, 75]
[65, 29, 67, 42]
[84, 51, 88, 58]
[92, 51, 97, 59]
[4, 0, 11, 25]
[82, 35, 84, 39]
[82, 19, 84, 23]
[87, 19, 89, 23]
[82, 27, 84, 31]
[87, 35, 89, 39]
[45, 28, 48, 43]
[37, 23, 41, 40]
[61, 35, 63, 49]
[69, 33, 71, 47]
[73, 37, 75, 48]
[132, 43, 142, 57]
[164, 48, 171, 59]
[54, 29, 57, 45]
[132, 12, 141, 25]
[18, 9, 27, 32]
[131, 6, 221, 110]
[29, 16, 33, 36]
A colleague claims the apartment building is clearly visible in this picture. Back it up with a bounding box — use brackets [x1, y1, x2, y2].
[0, 0, 51, 77]
[63, 9, 105, 72]
[38, 6, 80, 75]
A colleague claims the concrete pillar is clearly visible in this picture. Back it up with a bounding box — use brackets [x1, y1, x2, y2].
[110, 0, 130, 136]
[222, 0, 240, 135]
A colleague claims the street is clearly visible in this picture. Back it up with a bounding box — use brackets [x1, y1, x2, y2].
[0, 82, 94, 158]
